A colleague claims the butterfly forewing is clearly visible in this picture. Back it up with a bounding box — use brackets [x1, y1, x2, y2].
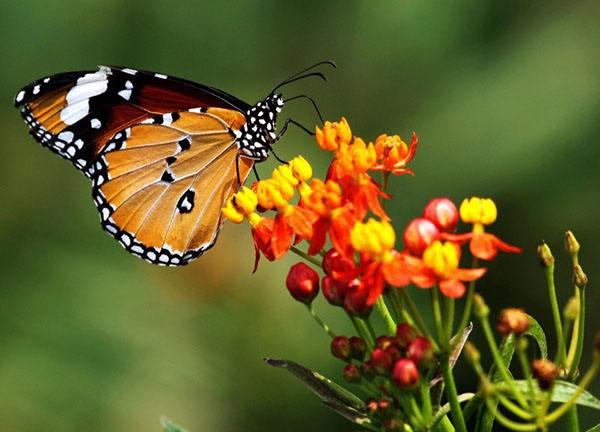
[91, 108, 253, 266]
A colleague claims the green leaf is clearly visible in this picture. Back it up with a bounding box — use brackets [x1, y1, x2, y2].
[512, 380, 600, 410]
[265, 358, 373, 429]
[431, 392, 475, 428]
[585, 423, 600, 432]
[475, 334, 516, 432]
[525, 314, 548, 359]
[160, 417, 188, 432]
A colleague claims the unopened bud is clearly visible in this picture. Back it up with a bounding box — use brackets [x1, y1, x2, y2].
[371, 348, 394, 375]
[564, 230, 580, 256]
[343, 363, 361, 383]
[396, 322, 417, 348]
[532, 359, 559, 390]
[473, 294, 490, 318]
[497, 308, 530, 336]
[286, 262, 319, 304]
[537, 242, 555, 268]
[563, 296, 580, 321]
[407, 336, 434, 366]
[331, 336, 352, 360]
[361, 361, 376, 381]
[464, 342, 481, 364]
[392, 359, 419, 388]
[574, 264, 588, 288]
[349, 336, 367, 360]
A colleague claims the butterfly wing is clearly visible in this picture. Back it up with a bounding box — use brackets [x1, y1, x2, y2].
[14, 66, 251, 173]
[91, 108, 253, 266]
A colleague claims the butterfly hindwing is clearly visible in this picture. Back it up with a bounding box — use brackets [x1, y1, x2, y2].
[90, 108, 253, 266]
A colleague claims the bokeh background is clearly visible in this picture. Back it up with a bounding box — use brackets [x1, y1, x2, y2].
[1, 1, 599, 431]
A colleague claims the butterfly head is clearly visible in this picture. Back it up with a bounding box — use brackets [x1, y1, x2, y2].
[236, 93, 284, 161]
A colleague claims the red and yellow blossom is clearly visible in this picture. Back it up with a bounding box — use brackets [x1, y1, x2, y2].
[373, 132, 419, 176]
[444, 197, 521, 260]
[315, 117, 352, 151]
[410, 240, 487, 298]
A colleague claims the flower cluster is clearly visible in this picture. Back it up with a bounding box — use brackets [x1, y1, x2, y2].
[223, 118, 521, 312]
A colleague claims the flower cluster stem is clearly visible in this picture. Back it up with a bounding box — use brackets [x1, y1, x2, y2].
[543, 263, 567, 365]
[457, 258, 479, 333]
[350, 315, 375, 349]
[441, 355, 467, 432]
[306, 304, 336, 338]
[375, 296, 397, 335]
[399, 289, 438, 350]
[290, 245, 322, 267]
[568, 285, 586, 378]
[431, 287, 446, 346]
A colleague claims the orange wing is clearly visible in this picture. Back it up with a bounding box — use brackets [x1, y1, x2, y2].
[91, 108, 253, 266]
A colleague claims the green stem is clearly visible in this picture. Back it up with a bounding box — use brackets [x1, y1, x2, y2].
[290, 245, 322, 267]
[444, 296, 455, 341]
[399, 289, 438, 350]
[438, 416, 455, 432]
[375, 296, 396, 335]
[431, 287, 446, 346]
[386, 288, 403, 322]
[420, 379, 433, 423]
[569, 285, 586, 378]
[545, 358, 600, 423]
[441, 355, 467, 432]
[483, 397, 537, 431]
[479, 313, 529, 408]
[565, 406, 580, 432]
[350, 315, 375, 349]
[457, 259, 479, 333]
[497, 393, 534, 420]
[516, 338, 539, 418]
[306, 304, 335, 338]
[544, 263, 567, 366]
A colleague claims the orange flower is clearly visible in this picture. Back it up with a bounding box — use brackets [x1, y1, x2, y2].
[373, 132, 419, 175]
[315, 117, 352, 152]
[410, 240, 486, 298]
[443, 197, 521, 260]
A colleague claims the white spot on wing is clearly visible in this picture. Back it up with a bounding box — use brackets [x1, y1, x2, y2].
[90, 118, 102, 129]
[60, 99, 89, 125]
[33, 85, 41, 95]
[15, 90, 25, 103]
[122, 68, 137, 75]
[58, 131, 74, 143]
[118, 89, 132, 100]
[154, 73, 168, 79]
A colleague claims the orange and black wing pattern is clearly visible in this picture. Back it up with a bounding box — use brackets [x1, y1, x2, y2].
[90, 108, 253, 265]
[15, 66, 255, 265]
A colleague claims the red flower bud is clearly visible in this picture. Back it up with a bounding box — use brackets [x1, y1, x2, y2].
[349, 336, 367, 360]
[322, 248, 355, 275]
[286, 262, 319, 304]
[330, 336, 351, 360]
[403, 218, 441, 257]
[407, 336, 433, 366]
[423, 198, 459, 232]
[371, 348, 393, 374]
[361, 361, 376, 381]
[396, 322, 417, 348]
[376, 336, 397, 350]
[496, 308, 530, 336]
[344, 285, 372, 316]
[532, 359, 559, 390]
[392, 358, 419, 388]
[385, 345, 402, 363]
[343, 363, 362, 383]
[322, 275, 348, 306]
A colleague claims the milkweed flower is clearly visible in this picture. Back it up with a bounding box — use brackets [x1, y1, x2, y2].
[373, 132, 419, 176]
[315, 117, 352, 151]
[410, 240, 487, 298]
[444, 197, 521, 260]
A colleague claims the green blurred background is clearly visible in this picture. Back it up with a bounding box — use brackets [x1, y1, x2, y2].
[1, 1, 599, 430]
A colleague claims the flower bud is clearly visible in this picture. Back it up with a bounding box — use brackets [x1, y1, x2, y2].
[392, 359, 419, 388]
[343, 363, 362, 383]
[286, 263, 320, 304]
[423, 198, 459, 232]
[473, 294, 490, 319]
[376, 336, 397, 350]
[403, 218, 441, 257]
[371, 348, 394, 375]
[385, 345, 402, 363]
[361, 361, 376, 381]
[407, 337, 433, 366]
[396, 322, 417, 348]
[496, 308, 530, 336]
[574, 264, 588, 288]
[322, 276, 347, 306]
[464, 342, 481, 364]
[563, 296, 580, 321]
[322, 248, 354, 275]
[330, 336, 351, 360]
[564, 230, 580, 256]
[349, 336, 367, 360]
[532, 359, 559, 390]
[344, 285, 372, 317]
[366, 398, 379, 415]
[537, 242, 555, 268]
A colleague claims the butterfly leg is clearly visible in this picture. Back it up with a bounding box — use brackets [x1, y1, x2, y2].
[253, 165, 261, 181]
[278, 118, 316, 138]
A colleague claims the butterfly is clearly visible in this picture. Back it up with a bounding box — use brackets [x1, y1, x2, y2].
[15, 62, 333, 266]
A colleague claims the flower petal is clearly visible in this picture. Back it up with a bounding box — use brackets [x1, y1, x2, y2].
[439, 279, 466, 298]
[454, 267, 487, 281]
[470, 233, 498, 260]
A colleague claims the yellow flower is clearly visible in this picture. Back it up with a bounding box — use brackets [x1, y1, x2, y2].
[222, 187, 262, 225]
[459, 197, 497, 226]
[289, 155, 312, 182]
[350, 218, 396, 259]
[336, 138, 377, 174]
[255, 178, 293, 210]
[315, 117, 352, 151]
[422, 241, 459, 279]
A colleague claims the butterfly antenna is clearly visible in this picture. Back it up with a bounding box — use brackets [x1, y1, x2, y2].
[272, 72, 329, 94]
[284, 94, 325, 124]
[284, 60, 337, 82]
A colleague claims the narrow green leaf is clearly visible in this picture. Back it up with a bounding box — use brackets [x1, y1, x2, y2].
[585, 423, 600, 432]
[160, 417, 188, 432]
[265, 358, 372, 427]
[476, 334, 516, 432]
[431, 392, 475, 428]
[512, 380, 600, 410]
[525, 314, 548, 359]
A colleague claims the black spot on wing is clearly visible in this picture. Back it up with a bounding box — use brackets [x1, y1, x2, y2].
[176, 189, 195, 214]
